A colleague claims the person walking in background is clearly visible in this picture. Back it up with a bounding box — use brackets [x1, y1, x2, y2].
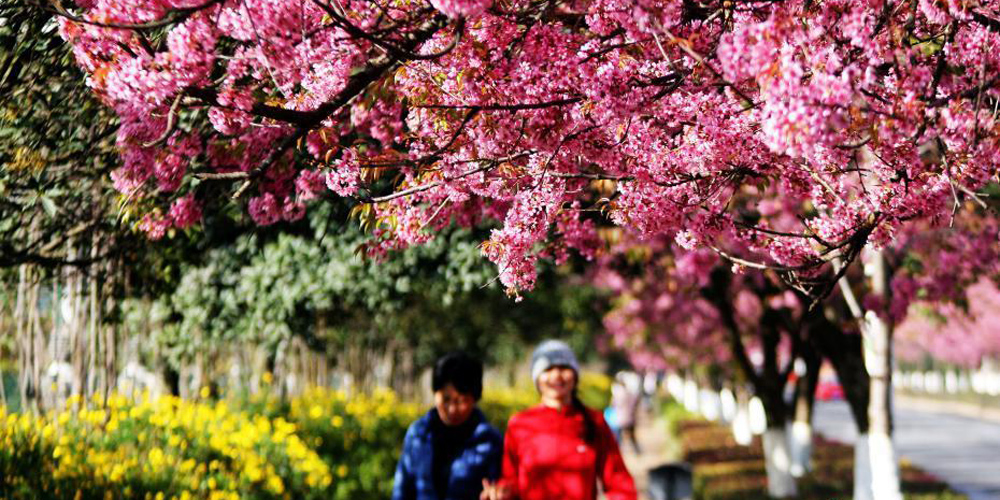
[393, 352, 503, 500]
[612, 371, 642, 454]
[481, 340, 637, 500]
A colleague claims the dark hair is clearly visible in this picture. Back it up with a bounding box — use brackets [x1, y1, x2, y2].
[432, 352, 483, 400]
[571, 389, 596, 444]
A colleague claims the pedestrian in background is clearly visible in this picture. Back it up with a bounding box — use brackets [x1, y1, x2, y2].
[481, 340, 636, 500]
[393, 352, 503, 500]
[612, 371, 641, 454]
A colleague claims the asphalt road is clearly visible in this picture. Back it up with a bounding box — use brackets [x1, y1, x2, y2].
[813, 399, 1000, 500]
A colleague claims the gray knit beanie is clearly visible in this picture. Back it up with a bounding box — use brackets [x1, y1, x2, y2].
[530, 340, 580, 384]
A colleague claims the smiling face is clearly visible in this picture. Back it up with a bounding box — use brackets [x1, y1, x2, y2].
[537, 365, 577, 407]
[434, 383, 476, 426]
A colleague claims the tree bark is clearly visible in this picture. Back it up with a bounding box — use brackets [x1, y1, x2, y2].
[788, 344, 820, 477]
[762, 427, 797, 498]
[758, 310, 797, 499]
[703, 270, 798, 498]
[806, 308, 870, 431]
[28, 270, 44, 413]
[15, 264, 28, 411]
[87, 237, 100, 398]
[856, 250, 902, 500]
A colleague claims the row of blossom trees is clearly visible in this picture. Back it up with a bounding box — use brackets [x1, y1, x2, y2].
[55, 0, 1000, 497]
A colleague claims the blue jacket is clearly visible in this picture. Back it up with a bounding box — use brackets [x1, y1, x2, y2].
[392, 408, 502, 500]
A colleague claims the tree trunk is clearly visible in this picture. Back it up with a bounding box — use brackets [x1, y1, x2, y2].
[703, 269, 798, 498]
[857, 312, 901, 500]
[758, 366, 797, 498]
[789, 342, 821, 477]
[762, 425, 797, 498]
[854, 251, 902, 500]
[29, 272, 44, 413]
[788, 379, 815, 478]
[807, 308, 870, 431]
[731, 389, 753, 446]
[87, 238, 101, 399]
[15, 264, 28, 411]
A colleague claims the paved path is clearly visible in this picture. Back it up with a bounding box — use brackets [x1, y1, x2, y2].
[617, 408, 682, 500]
[813, 399, 1000, 500]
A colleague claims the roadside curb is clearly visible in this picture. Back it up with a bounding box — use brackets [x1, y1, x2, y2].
[895, 393, 1000, 424]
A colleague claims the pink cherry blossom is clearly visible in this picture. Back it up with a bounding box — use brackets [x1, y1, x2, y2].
[58, 0, 1000, 291]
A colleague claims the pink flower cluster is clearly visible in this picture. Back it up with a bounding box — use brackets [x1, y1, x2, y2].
[60, 0, 1000, 295]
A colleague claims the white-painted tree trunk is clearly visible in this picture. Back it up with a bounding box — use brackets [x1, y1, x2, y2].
[666, 373, 684, 401]
[857, 250, 903, 500]
[748, 396, 767, 435]
[720, 387, 737, 422]
[762, 427, 798, 498]
[732, 404, 753, 446]
[787, 420, 812, 478]
[700, 388, 721, 421]
[683, 379, 700, 412]
[853, 433, 873, 500]
[853, 432, 902, 500]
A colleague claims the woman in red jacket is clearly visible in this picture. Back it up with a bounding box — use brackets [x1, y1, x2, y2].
[481, 340, 637, 500]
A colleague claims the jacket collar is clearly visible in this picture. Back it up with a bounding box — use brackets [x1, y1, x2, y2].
[421, 407, 487, 438]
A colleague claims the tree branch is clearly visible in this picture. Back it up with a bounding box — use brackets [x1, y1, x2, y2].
[46, 0, 225, 31]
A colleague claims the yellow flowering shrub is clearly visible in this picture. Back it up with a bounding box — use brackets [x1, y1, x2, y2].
[0, 376, 611, 500]
[1, 393, 331, 499]
[281, 388, 420, 500]
[578, 371, 613, 409]
[479, 386, 538, 433]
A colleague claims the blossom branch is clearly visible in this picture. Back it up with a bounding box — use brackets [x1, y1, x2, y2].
[46, 0, 225, 30]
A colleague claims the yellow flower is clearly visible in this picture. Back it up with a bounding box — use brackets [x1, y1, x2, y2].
[200, 387, 211, 399]
[309, 405, 323, 419]
[336, 464, 348, 478]
[148, 447, 164, 468]
[244, 464, 263, 482]
[267, 475, 285, 494]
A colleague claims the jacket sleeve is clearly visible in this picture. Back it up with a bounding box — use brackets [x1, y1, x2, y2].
[596, 414, 638, 500]
[485, 427, 504, 482]
[499, 417, 520, 497]
[392, 425, 417, 500]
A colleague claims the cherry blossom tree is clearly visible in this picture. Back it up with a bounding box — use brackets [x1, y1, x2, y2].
[596, 245, 731, 372]
[595, 238, 819, 497]
[56, 0, 1000, 291]
[54, 0, 1000, 497]
[896, 277, 1000, 368]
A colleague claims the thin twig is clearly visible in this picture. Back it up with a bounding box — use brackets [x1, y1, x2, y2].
[363, 163, 496, 203]
[142, 93, 184, 147]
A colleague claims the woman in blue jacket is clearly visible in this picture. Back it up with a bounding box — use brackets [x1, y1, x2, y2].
[392, 352, 503, 500]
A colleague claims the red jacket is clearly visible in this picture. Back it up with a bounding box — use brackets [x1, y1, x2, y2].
[500, 404, 637, 500]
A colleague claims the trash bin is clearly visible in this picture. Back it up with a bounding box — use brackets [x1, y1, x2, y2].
[647, 462, 693, 500]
